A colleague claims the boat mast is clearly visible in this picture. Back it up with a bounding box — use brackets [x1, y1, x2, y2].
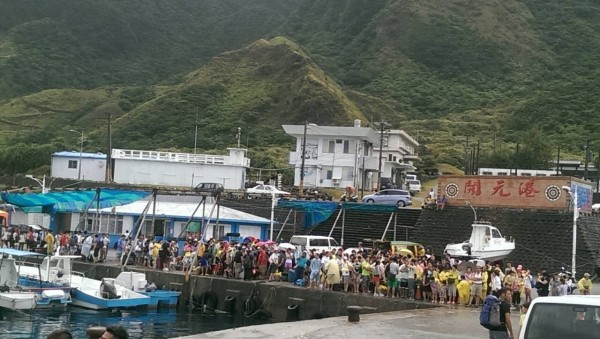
[464, 201, 477, 222]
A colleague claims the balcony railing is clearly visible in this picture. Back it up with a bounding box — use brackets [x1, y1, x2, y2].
[112, 149, 249, 166]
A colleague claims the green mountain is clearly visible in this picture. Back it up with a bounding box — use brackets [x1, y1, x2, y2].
[1, 0, 600, 175]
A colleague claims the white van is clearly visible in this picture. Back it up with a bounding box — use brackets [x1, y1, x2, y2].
[289, 235, 339, 253]
[408, 180, 422, 193]
[519, 295, 600, 339]
[405, 174, 417, 182]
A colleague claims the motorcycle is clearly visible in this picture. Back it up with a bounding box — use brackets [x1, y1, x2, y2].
[340, 193, 358, 202]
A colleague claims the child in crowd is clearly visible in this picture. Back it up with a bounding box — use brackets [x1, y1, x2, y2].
[558, 278, 569, 296]
[518, 302, 531, 337]
[457, 275, 471, 306]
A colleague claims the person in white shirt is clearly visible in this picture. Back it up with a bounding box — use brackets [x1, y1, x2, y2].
[491, 269, 502, 292]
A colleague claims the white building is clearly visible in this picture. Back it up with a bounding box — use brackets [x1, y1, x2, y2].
[51, 151, 107, 181]
[478, 168, 559, 177]
[112, 148, 249, 190]
[283, 121, 381, 189]
[377, 129, 420, 186]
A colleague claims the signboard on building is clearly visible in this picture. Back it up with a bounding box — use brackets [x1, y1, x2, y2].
[437, 176, 593, 212]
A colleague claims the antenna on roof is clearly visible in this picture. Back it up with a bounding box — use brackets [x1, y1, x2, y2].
[465, 201, 477, 222]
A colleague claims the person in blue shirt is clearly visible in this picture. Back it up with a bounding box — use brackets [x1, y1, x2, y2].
[295, 252, 308, 284]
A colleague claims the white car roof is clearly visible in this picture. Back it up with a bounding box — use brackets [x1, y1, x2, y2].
[530, 295, 600, 306]
[291, 235, 334, 239]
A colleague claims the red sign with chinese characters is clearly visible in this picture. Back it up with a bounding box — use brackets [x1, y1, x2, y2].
[437, 176, 587, 210]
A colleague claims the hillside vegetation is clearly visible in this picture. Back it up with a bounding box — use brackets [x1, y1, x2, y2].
[0, 0, 599, 175]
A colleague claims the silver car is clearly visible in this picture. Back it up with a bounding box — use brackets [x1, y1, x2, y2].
[362, 189, 412, 208]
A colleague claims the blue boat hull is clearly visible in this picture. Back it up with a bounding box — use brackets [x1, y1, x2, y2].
[143, 290, 181, 308]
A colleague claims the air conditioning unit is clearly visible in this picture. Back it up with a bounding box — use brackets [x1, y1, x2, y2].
[332, 179, 340, 186]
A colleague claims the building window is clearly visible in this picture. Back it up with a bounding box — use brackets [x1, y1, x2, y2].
[388, 154, 393, 161]
[326, 170, 333, 180]
[323, 140, 335, 153]
[393, 156, 397, 161]
[342, 167, 353, 180]
[343, 140, 354, 154]
[68, 160, 78, 169]
[84, 214, 124, 234]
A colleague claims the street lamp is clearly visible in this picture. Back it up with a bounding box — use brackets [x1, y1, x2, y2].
[25, 175, 49, 194]
[562, 185, 578, 278]
[70, 130, 84, 180]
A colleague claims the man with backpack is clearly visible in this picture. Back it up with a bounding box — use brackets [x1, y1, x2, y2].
[481, 287, 514, 339]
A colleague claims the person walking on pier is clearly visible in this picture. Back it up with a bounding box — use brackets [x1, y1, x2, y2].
[488, 288, 514, 339]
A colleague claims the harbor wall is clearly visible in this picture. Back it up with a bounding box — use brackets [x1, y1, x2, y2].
[413, 207, 600, 275]
[71, 262, 430, 321]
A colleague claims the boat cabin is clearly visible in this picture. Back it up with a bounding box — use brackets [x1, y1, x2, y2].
[39, 256, 78, 282]
[469, 221, 506, 249]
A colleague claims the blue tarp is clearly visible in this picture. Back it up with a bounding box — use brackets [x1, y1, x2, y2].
[1, 189, 150, 213]
[276, 201, 399, 228]
[277, 200, 339, 228]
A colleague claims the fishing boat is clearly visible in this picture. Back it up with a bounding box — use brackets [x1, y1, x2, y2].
[114, 272, 181, 308]
[18, 255, 151, 310]
[0, 248, 71, 310]
[444, 221, 515, 262]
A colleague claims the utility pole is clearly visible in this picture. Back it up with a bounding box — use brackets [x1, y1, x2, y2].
[475, 141, 480, 175]
[194, 106, 199, 154]
[374, 120, 390, 191]
[106, 114, 112, 182]
[299, 120, 308, 194]
[69, 130, 85, 180]
[464, 135, 470, 175]
[596, 148, 600, 192]
[584, 139, 590, 180]
[514, 143, 520, 176]
[377, 121, 384, 190]
[556, 146, 561, 175]
[237, 127, 241, 148]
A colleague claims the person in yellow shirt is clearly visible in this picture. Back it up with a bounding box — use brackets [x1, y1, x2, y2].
[45, 231, 55, 256]
[446, 266, 459, 304]
[578, 273, 592, 295]
[480, 269, 489, 300]
[438, 267, 449, 303]
[457, 275, 471, 306]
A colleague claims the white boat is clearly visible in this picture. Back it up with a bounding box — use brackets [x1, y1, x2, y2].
[444, 221, 515, 262]
[0, 248, 71, 310]
[19, 256, 151, 310]
[0, 292, 37, 310]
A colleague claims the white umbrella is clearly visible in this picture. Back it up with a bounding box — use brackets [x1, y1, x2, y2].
[278, 243, 296, 251]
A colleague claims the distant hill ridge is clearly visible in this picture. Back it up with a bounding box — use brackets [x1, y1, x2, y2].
[0, 0, 599, 175]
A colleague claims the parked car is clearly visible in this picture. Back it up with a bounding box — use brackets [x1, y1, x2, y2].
[380, 177, 396, 189]
[362, 189, 412, 208]
[407, 180, 422, 194]
[246, 184, 290, 196]
[289, 235, 339, 253]
[194, 182, 224, 196]
[519, 295, 600, 339]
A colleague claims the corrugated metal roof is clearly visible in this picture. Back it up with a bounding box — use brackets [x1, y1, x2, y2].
[53, 151, 107, 159]
[92, 201, 270, 224]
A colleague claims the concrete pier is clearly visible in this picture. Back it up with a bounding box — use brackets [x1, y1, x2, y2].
[175, 306, 520, 339]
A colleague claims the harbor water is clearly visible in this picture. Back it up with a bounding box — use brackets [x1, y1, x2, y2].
[0, 308, 270, 339]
